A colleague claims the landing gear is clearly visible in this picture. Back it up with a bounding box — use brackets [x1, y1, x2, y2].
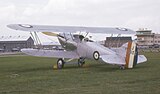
[57, 58, 65, 69]
[56, 58, 85, 69]
[119, 65, 125, 70]
[78, 57, 85, 67]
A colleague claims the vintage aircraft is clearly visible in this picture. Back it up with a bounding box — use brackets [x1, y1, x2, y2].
[7, 24, 147, 69]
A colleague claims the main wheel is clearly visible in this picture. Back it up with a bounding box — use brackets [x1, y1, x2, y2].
[78, 58, 85, 67]
[57, 58, 65, 69]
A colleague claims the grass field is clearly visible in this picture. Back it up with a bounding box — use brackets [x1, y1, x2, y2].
[0, 52, 160, 94]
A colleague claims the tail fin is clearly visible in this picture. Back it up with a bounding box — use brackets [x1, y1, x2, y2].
[125, 41, 138, 68]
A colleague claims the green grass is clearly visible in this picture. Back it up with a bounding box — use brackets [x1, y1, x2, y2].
[0, 53, 160, 94]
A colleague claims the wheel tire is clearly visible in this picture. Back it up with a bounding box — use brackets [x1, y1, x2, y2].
[119, 65, 125, 70]
[57, 58, 64, 69]
[93, 51, 100, 60]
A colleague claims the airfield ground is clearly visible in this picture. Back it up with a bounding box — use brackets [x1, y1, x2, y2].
[0, 52, 159, 94]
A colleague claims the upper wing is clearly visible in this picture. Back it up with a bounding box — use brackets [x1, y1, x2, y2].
[21, 48, 79, 59]
[7, 24, 136, 34]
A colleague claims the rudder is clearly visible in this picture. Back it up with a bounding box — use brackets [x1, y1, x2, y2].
[125, 41, 138, 68]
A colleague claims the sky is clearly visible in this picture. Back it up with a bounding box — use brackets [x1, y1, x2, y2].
[0, 0, 160, 42]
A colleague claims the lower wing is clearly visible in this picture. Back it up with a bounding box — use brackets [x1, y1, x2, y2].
[21, 48, 79, 59]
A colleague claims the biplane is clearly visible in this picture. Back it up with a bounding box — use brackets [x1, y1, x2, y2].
[7, 24, 147, 69]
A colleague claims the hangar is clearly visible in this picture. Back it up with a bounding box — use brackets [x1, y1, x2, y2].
[105, 37, 132, 47]
[0, 36, 34, 52]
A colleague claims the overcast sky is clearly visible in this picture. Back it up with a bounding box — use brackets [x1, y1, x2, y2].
[0, 0, 160, 37]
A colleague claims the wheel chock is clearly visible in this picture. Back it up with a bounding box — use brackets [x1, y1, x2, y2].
[53, 65, 58, 70]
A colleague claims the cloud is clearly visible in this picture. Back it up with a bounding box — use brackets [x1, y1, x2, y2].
[0, 5, 16, 22]
[1, 0, 160, 34]
[35, 0, 160, 31]
[125, 16, 160, 31]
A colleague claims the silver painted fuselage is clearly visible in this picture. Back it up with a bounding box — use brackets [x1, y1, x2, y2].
[58, 33, 116, 60]
[77, 42, 116, 59]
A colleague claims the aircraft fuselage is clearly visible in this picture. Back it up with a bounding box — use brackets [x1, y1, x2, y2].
[57, 33, 116, 61]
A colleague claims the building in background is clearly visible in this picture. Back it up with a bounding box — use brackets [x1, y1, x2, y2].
[105, 37, 132, 47]
[41, 42, 63, 50]
[0, 36, 34, 52]
[136, 29, 160, 48]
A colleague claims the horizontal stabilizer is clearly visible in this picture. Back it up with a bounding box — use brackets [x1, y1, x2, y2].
[100, 55, 125, 65]
[21, 48, 79, 59]
[137, 55, 147, 64]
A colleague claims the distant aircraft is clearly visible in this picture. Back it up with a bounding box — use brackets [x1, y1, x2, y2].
[7, 24, 147, 69]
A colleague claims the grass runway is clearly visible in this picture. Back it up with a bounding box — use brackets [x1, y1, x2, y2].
[0, 52, 160, 94]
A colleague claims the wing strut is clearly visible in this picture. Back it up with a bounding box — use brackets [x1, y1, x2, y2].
[30, 31, 42, 48]
[84, 32, 89, 38]
[34, 32, 42, 45]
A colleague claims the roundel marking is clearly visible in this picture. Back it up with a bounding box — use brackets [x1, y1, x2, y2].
[93, 51, 100, 60]
[19, 24, 33, 28]
[116, 28, 128, 31]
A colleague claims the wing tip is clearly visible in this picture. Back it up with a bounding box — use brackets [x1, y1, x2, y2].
[7, 24, 33, 31]
[7, 24, 17, 30]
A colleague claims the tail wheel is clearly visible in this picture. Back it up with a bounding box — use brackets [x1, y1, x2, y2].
[93, 51, 100, 60]
[57, 58, 65, 69]
[78, 58, 85, 67]
[119, 65, 125, 70]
